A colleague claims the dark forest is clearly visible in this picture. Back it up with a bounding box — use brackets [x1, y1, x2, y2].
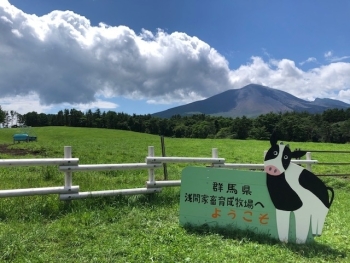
[1, 106, 350, 143]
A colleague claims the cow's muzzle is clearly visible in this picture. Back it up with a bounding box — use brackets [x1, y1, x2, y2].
[264, 165, 281, 176]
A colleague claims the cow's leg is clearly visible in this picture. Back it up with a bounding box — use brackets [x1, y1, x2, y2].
[294, 208, 311, 244]
[311, 204, 329, 236]
[276, 209, 290, 243]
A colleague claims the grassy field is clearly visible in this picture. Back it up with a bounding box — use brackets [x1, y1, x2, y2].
[0, 126, 349, 262]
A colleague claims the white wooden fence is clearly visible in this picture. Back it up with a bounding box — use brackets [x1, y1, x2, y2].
[0, 146, 318, 201]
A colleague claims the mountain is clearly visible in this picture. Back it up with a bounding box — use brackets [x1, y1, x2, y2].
[310, 98, 350, 108]
[153, 84, 350, 118]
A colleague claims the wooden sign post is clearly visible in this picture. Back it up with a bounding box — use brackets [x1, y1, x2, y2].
[179, 167, 315, 243]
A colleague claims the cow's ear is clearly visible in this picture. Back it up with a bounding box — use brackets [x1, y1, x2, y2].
[270, 131, 278, 146]
[291, 150, 307, 159]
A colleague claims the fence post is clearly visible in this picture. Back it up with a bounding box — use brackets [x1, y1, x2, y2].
[64, 146, 72, 188]
[212, 148, 218, 158]
[306, 152, 312, 172]
[211, 148, 219, 167]
[148, 146, 155, 183]
[160, 136, 168, 180]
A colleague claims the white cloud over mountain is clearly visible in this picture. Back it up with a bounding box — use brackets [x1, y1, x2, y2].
[1, 0, 350, 114]
[230, 57, 350, 101]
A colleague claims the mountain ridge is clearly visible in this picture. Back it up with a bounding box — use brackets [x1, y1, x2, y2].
[153, 84, 350, 118]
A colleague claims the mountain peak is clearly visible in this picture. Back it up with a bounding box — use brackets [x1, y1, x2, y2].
[153, 84, 350, 118]
[312, 97, 350, 108]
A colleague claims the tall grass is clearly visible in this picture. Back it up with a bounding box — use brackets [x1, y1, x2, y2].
[0, 126, 349, 262]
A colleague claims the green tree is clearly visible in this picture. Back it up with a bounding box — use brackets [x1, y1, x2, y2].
[38, 113, 49, 126]
[105, 111, 117, 129]
[191, 121, 216, 138]
[24, 111, 39, 126]
[340, 120, 350, 142]
[64, 109, 70, 126]
[86, 109, 93, 127]
[93, 109, 102, 127]
[57, 110, 65, 126]
[249, 126, 269, 140]
[70, 109, 84, 127]
[233, 116, 252, 139]
[215, 127, 232, 139]
[0, 106, 6, 124]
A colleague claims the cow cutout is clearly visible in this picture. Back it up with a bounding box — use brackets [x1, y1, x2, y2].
[264, 133, 334, 244]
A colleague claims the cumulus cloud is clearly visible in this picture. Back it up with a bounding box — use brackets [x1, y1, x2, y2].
[338, 89, 350, 100]
[0, 93, 53, 114]
[0, 93, 119, 114]
[1, 0, 350, 113]
[56, 99, 119, 112]
[0, 0, 231, 108]
[229, 57, 350, 102]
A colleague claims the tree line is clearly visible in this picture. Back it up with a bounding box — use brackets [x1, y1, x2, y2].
[1, 106, 350, 143]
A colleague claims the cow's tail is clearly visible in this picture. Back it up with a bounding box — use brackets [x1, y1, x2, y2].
[327, 187, 335, 207]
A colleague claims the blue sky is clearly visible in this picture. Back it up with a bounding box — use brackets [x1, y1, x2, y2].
[1, 0, 349, 115]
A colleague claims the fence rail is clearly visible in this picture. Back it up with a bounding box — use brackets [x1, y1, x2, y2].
[0, 186, 79, 198]
[60, 188, 161, 201]
[0, 145, 346, 201]
[302, 150, 350, 153]
[0, 158, 78, 167]
[59, 163, 162, 172]
[316, 174, 350, 177]
[146, 157, 225, 164]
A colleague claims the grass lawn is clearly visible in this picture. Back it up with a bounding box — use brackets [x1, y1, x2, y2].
[0, 126, 349, 262]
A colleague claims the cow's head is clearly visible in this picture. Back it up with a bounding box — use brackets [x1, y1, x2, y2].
[264, 132, 306, 176]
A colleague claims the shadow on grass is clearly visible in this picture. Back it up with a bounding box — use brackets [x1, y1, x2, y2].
[184, 223, 347, 260]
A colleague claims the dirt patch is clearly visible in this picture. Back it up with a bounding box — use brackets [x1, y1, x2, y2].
[0, 144, 44, 156]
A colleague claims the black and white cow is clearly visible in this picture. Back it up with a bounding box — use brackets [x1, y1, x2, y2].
[264, 133, 334, 244]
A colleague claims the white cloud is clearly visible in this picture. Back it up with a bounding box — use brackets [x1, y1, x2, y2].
[327, 55, 350, 63]
[338, 89, 350, 99]
[0, 0, 231, 108]
[59, 99, 119, 112]
[324, 51, 333, 58]
[324, 50, 350, 62]
[0, 93, 54, 114]
[1, 0, 350, 113]
[262, 48, 271, 58]
[0, 93, 119, 114]
[229, 57, 350, 102]
[299, 57, 317, 66]
[147, 90, 204, 105]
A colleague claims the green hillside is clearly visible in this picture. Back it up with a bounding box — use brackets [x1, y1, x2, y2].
[0, 127, 349, 262]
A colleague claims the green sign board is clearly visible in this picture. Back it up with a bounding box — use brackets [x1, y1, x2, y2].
[179, 167, 314, 243]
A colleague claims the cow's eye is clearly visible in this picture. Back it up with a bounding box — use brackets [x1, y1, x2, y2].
[283, 155, 289, 159]
[273, 151, 278, 155]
